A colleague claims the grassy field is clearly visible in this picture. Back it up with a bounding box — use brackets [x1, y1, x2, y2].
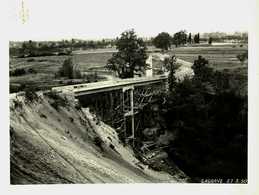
[151, 44, 248, 78]
[9, 53, 110, 92]
[9, 44, 248, 93]
[171, 45, 248, 70]
[73, 52, 113, 71]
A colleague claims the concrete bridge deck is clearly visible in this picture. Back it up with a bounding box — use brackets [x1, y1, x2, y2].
[52, 75, 168, 96]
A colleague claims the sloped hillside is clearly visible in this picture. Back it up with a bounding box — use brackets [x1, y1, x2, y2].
[10, 92, 185, 184]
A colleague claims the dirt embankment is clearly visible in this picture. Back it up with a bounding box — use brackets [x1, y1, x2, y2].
[10, 92, 185, 184]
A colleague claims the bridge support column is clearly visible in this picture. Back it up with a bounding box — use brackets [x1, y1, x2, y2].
[130, 88, 135, 147]
[122, 86, 135, 147]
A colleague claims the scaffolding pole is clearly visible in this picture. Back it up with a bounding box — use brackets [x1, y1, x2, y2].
[130, 88, 135, 147]
[122, 86, 135, 147]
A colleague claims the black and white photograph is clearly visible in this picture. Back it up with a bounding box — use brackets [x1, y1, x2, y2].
[3, 0, 259, 191]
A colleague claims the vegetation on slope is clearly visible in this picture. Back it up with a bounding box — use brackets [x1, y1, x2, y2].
[158, 56, 247, 182]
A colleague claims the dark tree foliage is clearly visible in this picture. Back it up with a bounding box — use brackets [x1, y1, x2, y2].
[59, 57, 81, 79]
[24, 87, 39, 103]
[45, 91, 68, 111]
[161, 56, 247, 181]
[11, 40, 72, 58]
[59, 58, 74, 79]
[9, 68, 26, 76]
[188, 33, 192, 44]
[208, 37, 213, 44]
[153, 32, 172, 51]
[28, 68, 37, 74]
[194, 33, 200, 44]
[192, 55, 214, 82]
[106, 29, 148, 78]
[236, 51, 248, 65]
[164, 56, 178, 92]
[21, 40, 37, 56]
[172, 30, 188, 47]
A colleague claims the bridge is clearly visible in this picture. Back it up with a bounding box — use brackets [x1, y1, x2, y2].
[52, 75, 168, 96]
[52, 75, 169, 147]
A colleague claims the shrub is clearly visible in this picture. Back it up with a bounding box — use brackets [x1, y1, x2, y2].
[46, 91, 68, 110]
[236, 51, 248, 64]
[24, 87, 38, 102]
[75, 102, 82, 110]
[28, 68, 37, 74]
[10, 84, 25, 93]
[27, 58, 35, 62]
[13, 99, 23, 109]
[192, 55, 214, 82]
[58, 57, 82, 79]
[10, 68, 26, 77]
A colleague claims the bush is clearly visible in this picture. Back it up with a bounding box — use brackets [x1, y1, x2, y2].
[10, 84, 26, 93]
[13, 99, 23, 109]
[75, 102, 82, 110]
[28, 68, 37, 74]
[24, 87, 38, 102]
[45, 90, 60, 100]
[10, 68, 26, 77]
[46, 91, 68, 110]
[236, 51, 248, 64]
[27, 58, 35, 62]
[192, 55, 214, 82]
[58, 57, 82, 79]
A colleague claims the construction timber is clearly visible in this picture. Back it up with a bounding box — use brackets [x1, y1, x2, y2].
[52, 75, 168, 147]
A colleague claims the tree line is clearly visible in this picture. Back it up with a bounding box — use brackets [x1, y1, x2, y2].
[9, 39, 116, 57]
[152, 31, 202, 50]
[105, 29, 201, 78]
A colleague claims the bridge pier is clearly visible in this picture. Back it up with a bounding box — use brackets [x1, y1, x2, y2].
[123, 86, 135, 147]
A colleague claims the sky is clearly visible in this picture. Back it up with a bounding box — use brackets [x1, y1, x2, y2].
[9, 0, 251, 41]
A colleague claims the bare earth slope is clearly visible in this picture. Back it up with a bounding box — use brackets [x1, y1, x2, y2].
[10, 93, 184, 184]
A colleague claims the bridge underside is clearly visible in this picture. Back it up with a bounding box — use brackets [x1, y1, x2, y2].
[76, 81, 166, 147]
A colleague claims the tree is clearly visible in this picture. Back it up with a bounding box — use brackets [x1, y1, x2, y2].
[106, 29, 148, 78]
[59, 57, 81, 79]
[163, 74, 247, 180]
[21, 40, 37, 56]
[208, 37, 213, 45]
[192, 55, 213, 82]
[188, 33, 192, 44]
[236, 51, 248, 65]
[153, 32, 172, 51]
[159, 59, 247, 180]
[172, 30, 188, 47]
[165, 56, 178, 92]
[194, 33, 200, 44]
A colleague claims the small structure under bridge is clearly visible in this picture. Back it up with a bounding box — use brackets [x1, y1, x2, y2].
[52, 75, 168, 147]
